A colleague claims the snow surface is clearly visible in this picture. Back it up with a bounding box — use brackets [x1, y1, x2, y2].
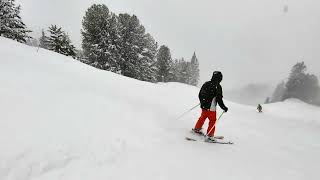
[0, 37, 320, 180]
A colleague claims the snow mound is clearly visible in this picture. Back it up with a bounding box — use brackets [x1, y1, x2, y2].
[0, 37, 319, 180]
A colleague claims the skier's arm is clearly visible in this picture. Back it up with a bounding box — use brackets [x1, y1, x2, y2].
[217, 96, 227, 110]
[216, 85, 228, 112]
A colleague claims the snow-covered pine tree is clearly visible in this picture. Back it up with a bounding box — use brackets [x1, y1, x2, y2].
[0, 0, 31, 43]
[118, 15, 145, 78]
[170, 59, 180, 82]
[46, 25, 76, 57]
[170, 58, 189, 83]
[39, 30, 49, 49]
[47, 25, 64, 53]
[61, 33, 76, 58]
[270, 81, 286, 103]
[303, 74, 320, 104]
[81, 4, 121, 72]
[316, 90, 320, 106]
[283, 62, 307, 101]
[117, 13, 159, 82]
[180, 58, 188, 83]
[156, 45, 172, 82]
[185, 61, 193, 84]
[117, 13, 143, 78]
[138, 33, 158, 82]
[283, 62, 320, 104]
[189, 52, 200, 86]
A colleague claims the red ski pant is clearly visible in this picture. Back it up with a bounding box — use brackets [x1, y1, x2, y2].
[194, 109, 217, 137]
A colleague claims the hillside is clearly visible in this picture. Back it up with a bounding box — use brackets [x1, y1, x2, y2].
[0, 37, 319, 180]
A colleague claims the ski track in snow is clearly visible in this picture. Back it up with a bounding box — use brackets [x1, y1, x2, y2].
[0, 37, 320, 180]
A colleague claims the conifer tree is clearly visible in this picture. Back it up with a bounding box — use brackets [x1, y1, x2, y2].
[138, 33, 158, 82]
[61, 33, 76, 57]
[189, 52, 200, 86]
[82, 4, 121, 71]
[283, 62, 320, 104]
[270, 81, 286, 103]
[39, 30, 49, 49]
[283, 62, 307, 101]
[0, 0, 31, 42]
[117, 14, 158, 81]
[170, 59, 180, 82]
[46, 25, 76, 57]
[117, 13, 145, 78]
[156, 45, 172, 82]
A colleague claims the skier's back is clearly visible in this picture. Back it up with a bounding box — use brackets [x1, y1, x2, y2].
[192, 71, 228, 142]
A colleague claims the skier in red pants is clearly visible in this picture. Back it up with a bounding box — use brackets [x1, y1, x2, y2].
[192, 71, 228, 142]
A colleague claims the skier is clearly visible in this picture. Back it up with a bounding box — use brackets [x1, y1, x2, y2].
[192, 71, 228, 142]
[257, 104, 262, 113]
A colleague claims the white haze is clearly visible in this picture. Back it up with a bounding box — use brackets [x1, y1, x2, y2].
[16, 0, 320, 103]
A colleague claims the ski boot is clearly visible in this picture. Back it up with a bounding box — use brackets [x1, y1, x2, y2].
[191, 128, 205, 136]
[205, 136, 217, 143]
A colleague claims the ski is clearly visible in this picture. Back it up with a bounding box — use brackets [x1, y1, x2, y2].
[185, 137, 197, 141]
[205, 139, 234, 144]
[190, 130, 224, 140]
[213, 136, 224, 140]
[185, 137, 234, 144]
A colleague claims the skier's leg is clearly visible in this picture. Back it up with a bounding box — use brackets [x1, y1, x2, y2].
[207, 111, 217, 137]
[194, 109, 209, 130]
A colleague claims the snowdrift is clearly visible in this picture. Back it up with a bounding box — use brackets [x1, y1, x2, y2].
[0, 37, 319, 180]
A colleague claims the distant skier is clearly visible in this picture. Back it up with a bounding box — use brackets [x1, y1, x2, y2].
[257, 104, 263, 113]
[192, 71, 228, 142]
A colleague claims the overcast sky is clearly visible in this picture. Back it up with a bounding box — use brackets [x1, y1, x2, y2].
[16, 0, 320, 89]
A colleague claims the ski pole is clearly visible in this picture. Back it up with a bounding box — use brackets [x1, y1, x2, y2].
[206, 111, 225, 136]
[175, 103, 200, 121]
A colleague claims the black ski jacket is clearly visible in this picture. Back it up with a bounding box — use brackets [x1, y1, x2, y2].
[198, 81, 227, 111]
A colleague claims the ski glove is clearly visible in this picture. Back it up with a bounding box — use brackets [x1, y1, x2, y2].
[222, 106, 228, 112]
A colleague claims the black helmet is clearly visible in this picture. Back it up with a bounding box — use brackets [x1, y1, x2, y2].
[211, 71, 223, 83]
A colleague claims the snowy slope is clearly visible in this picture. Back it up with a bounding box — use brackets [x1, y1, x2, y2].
[0, 37, 319, 180]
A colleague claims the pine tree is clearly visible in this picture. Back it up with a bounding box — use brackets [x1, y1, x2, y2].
[138, 33, 158, 82]
[156, 45, 172, 82]
[46, 25, 76, 57]
[170, 58, 191, 84]
[303, 74, 320, 104]
[316, 91, 320, 106]
[283, 62, 320, 103]
[81, 4, 158, 82]
[39, 29, 49, 49]
[283, 62, 307, 101]
[270, 81, 286, 103]
[81, 4, 121, 71]
[189, 52, 200, 86]
[118, 13, 145, 78]
[179, 59, 189, 83]
[61, 33, 76, 57]
[185, 61, 192, 84]
[170, 59, 180, 82]
[117, 14, 159, 81]
[0, 0, 31, 42]
[47, 25, 64, 53]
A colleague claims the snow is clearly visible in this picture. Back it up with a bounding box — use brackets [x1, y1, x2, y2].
[0, 37, 320, 180]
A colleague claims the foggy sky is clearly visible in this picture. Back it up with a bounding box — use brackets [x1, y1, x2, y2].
[16, 0, 320, 89]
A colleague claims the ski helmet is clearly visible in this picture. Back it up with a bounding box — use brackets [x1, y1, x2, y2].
[211, 71, 223, 83]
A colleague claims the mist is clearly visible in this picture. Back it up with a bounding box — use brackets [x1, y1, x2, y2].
[16, 0, 320, 104]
